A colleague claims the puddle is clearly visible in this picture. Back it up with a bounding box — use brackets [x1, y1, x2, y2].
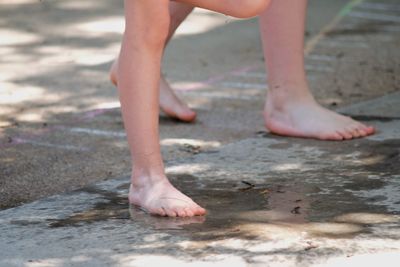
[46, 176, 312, 233]
[41, 138, 400, 242]
[47, 187, 130, 228]
[44, 176, 375, 241]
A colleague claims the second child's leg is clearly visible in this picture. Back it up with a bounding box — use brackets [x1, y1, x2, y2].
[119, 0, 205, 217]
[260, 0, 375, 140]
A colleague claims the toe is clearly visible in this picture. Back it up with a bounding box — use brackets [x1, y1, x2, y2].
[194, 206, 206, 216]
[149, 207, 167, 217]
[184, 208, 194, 217]
[157, 208, 167, 217]
[165, 209, 177, 217]
[357, 127, 368, 137]
[179, 108, 197, 122]
[176, 208, 188, 217]
[356, 122, 375, 135]
[338, 129, 353, 140]
[365, 125, 376, 135]
[320, 132, 344, 141]
[350, 127, 361, 138]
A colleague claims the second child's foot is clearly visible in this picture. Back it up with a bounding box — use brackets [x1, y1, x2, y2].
[110, 60, 196, 122]
[129, 176, 206, 217]
[264, 93, 375, 140]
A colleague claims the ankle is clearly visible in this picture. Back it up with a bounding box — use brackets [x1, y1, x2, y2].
[131, 170, 167, 189]
[266, 85, 315, 112]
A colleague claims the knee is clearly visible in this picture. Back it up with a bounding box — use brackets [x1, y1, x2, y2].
[231, 0, 271, 19]
[124, 3, 170, 49]
[126, 20, 170, 50]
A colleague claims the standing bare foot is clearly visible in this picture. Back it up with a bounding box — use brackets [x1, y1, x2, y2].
[110, 60, 196, 122]
[129, 175, 206, 217]
[264, 89, 375, 141]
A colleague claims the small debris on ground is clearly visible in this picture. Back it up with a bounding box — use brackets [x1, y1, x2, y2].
[304, 241, 318, 251]
[181, 144, 201, 154]
[291, 206, 301, 214]
[260, 189, 270, 195]
[239, 181, 255, 191]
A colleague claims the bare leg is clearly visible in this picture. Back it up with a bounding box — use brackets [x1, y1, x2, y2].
[160, 3, 197, 122]
[119, 0, 270, 217]
[119, 0, 205, 217]
[110, 3, 197, 122]
[260, 0, 375, 140]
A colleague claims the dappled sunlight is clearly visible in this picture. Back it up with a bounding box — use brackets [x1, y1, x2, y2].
[24, 258, 63, 267]
[333, 151, 387, 166]
[334, 212, 399, 224]
[166, 163, 211, 175]
[175, 10, 238, 37]
[0, 0, 35, 4]
[271, 163, 304, 171]
[56, 0, 99, 10]
[235, 221, 363, 240]
[0, 83, 61, 105]
[71, 16, 124, 36]
[314, 252, 400, 267]
[92, 101, 120, 110]
[71, 9, 238, 38]
[113, 254, 247, 267]
[161, 138, 221, 149]
[34, 44, 119, 66]
[0, 82, 76, 123]
[0, 28, 42, 46]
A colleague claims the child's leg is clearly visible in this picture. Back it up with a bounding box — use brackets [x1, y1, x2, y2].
[260, 0, 375, 140]
[110, 3, 196, 122]
[119, 0, 205, 217]
[160, 3, 197, 121]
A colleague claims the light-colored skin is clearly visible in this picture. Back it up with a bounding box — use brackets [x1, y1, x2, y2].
[117, 0, 375, 217]
[119, 0, 271, 217]
[113, 0, 375, 137]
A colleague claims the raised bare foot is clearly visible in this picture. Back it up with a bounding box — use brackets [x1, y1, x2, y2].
[264, 91, 375, 141]
[110, 60, 196, 122]
[129, 176, 206, 217]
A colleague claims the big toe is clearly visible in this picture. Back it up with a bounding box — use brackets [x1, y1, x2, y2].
[355, 122, 375, 136]
[162, 105, 197, 123]
[364, 125, 375, 135]
[193, 205, 206, 216]
[177, 107, 197, 122]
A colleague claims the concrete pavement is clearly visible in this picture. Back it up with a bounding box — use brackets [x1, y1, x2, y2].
[1, 0, 400, 266]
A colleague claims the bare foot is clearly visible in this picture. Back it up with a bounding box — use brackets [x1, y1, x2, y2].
[129, 177, 206, 217]
[110, 60, 196, 122]
[264, 92, 375, 140]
